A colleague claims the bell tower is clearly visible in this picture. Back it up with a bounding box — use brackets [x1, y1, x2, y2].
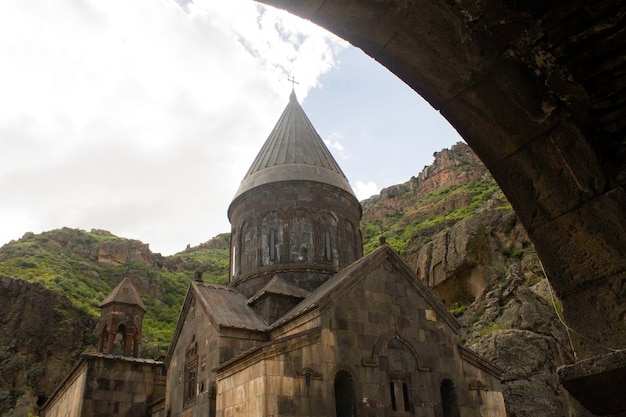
[95, 277, 146, 357]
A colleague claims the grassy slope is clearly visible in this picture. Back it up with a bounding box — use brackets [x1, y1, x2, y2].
[362, 177, 503, 254]
[0, 229, 229, 356]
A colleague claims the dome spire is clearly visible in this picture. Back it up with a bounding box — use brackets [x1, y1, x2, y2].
[230, 84, 356, 203]
[287, 76, 299, 102]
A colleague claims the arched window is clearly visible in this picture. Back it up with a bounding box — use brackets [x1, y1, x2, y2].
[342, 220, 357, 264]
[440, 378, 460, 417]
[240, 219, 257, 274]
[112, 323, 126, 355]
[334, 370, 355, 417]
[317, 211, 338, 265]
[289, 209, 313, 263]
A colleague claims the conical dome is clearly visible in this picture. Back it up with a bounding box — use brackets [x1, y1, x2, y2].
[231, 90, 356, 203]
[227, 91, 363, 298]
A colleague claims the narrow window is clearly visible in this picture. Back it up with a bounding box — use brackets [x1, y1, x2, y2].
[389, 378, 412, 414]
[231, 245, 236, 277]
[269, 229, 276, 261]
[325, 230, 332, 261]
[403, 382, 410, 411]
[183, 338, 198, 407]
[184, 366, 196, 404]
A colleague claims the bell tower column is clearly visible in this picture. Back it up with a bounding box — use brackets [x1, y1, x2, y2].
[95, 277, 147, 357]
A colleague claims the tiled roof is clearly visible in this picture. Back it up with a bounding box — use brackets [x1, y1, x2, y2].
[232, 90, 356, 200]
[99, 277, 146, 311]
[193, 282, 268, 331]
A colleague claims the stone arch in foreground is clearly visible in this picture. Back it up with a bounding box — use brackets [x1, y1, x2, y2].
[257, 1, 626, 414]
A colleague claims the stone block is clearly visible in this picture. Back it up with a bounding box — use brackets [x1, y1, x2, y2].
[489, 121, 606, 230]
[558, 350, 626, 416]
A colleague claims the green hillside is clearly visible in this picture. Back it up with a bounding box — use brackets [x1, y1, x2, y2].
[0, 229, 230, 356]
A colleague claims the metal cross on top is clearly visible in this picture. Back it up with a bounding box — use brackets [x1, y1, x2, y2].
[287, 76, 299, 90]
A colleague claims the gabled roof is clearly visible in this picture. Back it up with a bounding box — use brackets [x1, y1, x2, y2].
[268, 244, 461, 332]
[99, 277, 146, 311]
[248, 274, 311, 305]
[231, 90, 356, 202]
[165, 280, 269, 367]
[193, 281, 268, 331]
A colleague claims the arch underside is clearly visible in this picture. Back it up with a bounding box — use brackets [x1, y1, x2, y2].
[257, 1, 626, 414]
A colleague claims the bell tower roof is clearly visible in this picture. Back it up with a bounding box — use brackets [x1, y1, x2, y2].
[99, 276, 146, 311]
[231, 91, 356, 203]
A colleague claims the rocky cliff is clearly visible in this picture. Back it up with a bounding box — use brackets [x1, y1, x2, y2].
[459, 265, 593, 417]
[0, 276, 96, 417]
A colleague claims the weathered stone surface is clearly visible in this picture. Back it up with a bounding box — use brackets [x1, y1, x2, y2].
[416, 144, 487, 195]
[210, 247, 506, 417]
[558, 350, 626, 416]
[43, 353, 165, 417]
[422, 216, 491, 284]
[459, 265, 593, 417]
[0, 276, 96, 417]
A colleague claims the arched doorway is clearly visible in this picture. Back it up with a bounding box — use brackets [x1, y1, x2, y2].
[334, 370, 355, 417]
[440, 378, 460, 417]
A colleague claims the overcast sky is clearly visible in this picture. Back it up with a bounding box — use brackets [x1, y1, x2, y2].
[0, 0, 463, 255]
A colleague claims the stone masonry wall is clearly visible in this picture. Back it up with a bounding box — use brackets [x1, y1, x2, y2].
[80, 354, 164, 417]
[42, 362, 86, 417]
[229, 181, 362, 297]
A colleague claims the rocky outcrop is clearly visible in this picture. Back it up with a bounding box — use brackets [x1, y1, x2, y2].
[458, 265, 593, 417]
[362, 143, 488, 218]
[0, 276, 96, 417]
[38, 227, 159, 268]
[404, 189, 540, 308]
[416, 142, 487, 195]
[411, 216, 492, 305]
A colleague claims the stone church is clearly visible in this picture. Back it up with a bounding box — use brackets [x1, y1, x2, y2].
[161, 91, 506, 417]
[42, 91, 506, 417]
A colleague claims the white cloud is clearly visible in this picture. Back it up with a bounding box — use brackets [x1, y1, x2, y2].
[353, 181, 380, 201]
[0, 0, 347, 254]
[324, 133, 347, 160]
